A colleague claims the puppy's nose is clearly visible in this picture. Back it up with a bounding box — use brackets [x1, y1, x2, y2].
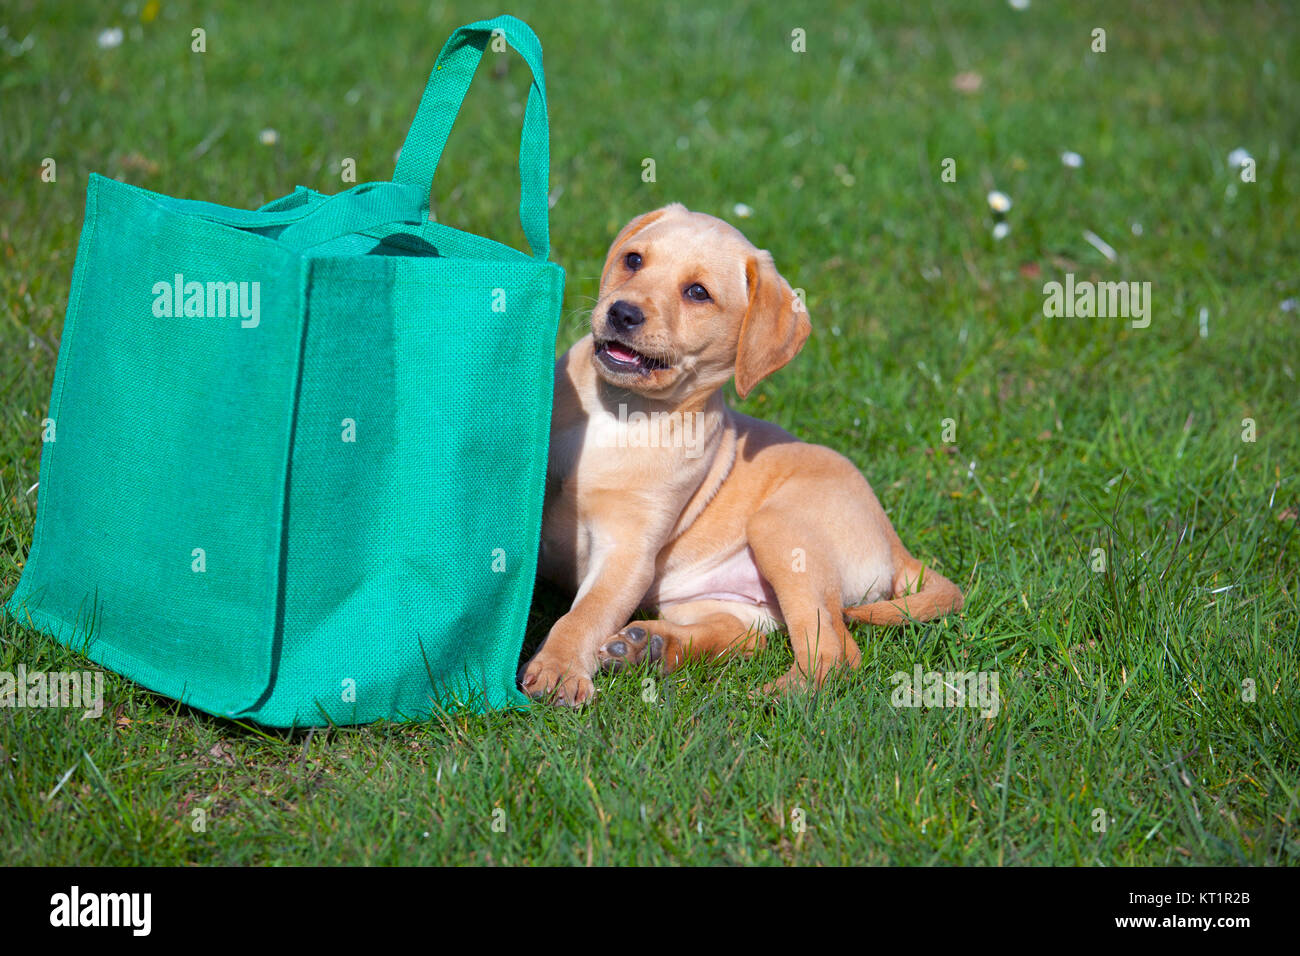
[606, 300, 644, 334]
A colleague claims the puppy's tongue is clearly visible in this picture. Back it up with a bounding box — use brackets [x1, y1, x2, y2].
[605, 344, 640, 364]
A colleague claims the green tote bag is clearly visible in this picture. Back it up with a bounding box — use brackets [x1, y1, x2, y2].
[5, 15, 564, 727]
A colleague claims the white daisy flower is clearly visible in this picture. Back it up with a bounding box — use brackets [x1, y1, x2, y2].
[733, 202, 754, 219]
[259, 128, 280, 146]
[992, 222, 1010, 240]
[97, 27, 124, 49]
[987, 190, 1012, 214]
[1061, 150, 1083, 168]
[1227, 147, 1252, 169]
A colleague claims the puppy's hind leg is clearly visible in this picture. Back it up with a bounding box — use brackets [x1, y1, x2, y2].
[746, 505, 861, 694]
[596, 600, 773, 674]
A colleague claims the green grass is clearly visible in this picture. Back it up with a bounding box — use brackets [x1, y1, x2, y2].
[2, 0, 1297, 865]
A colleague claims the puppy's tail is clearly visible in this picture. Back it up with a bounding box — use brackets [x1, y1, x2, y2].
[843, 558, 964, 626]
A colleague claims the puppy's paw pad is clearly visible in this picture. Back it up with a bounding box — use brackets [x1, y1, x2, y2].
[597, 624, 669, 669]
[598, 625, 646, 670]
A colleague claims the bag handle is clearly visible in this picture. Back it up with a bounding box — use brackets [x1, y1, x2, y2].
[393, 15, 551, 260]
[153, 187, 329, 229]
[154, 182, 425, 245]
[274, 182, 428, 251]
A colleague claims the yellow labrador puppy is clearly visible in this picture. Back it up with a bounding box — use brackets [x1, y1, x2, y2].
[520, 203, 963, 706]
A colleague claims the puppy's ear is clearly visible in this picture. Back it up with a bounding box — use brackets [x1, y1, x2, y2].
[599, 204, 686, 287]
[734, 251, 811, 398]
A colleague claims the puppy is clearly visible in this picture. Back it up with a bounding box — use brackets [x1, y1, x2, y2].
[520, 203, 963, 706]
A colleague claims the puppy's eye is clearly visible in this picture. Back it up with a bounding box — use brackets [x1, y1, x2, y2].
[624, 252, 643, 271]
[684, 283, 711, 302]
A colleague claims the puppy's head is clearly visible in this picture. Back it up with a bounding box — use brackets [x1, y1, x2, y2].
[590, 204, 810, 404]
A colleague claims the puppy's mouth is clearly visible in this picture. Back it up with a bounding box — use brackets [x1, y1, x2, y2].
[594, 338, 671, 375]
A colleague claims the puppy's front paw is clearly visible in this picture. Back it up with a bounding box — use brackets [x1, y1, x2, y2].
[518, 653, 596, 707]
[597, 624, 684, 673]
[759, 668, 808, 697]
[759, 660, 834, 697]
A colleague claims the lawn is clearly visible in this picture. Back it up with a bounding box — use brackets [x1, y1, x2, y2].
[1, 0, 1297, 865]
